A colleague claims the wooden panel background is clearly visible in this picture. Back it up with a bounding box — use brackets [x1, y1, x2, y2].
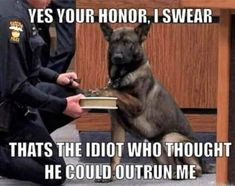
[75, 23, 218, 108]
[216, 10, 231, 184]
[77, 0, 235, 10]
[77, 113, 216, 132]
[180, 0, 235, 9]
[77, 0, 179, 14]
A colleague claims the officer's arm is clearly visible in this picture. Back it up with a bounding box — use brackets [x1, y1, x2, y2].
[2, 18, 66, 113]
[39, 67, 59, 83]
[14, 82, 67, 113]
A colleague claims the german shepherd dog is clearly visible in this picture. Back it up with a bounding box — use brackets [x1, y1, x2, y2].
[93, 23, 203, 182]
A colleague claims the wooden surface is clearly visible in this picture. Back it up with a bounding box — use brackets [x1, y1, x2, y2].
[216, 10, 230, 185]
[77, 0, 179, 8]
[146, 23, 218, 108]
[77, 0, 179, 14]
[180, 0, 235, 9]
[77, 0, 235, 9]
[228, 15, 235, 184]
[77, 113, 216, 132]
[75, 23, 108, 88]
[76, 113, 111, 131]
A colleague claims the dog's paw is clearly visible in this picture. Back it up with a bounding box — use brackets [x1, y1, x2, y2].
[82, 89, 102, 97]
[110, 78, 121, 89]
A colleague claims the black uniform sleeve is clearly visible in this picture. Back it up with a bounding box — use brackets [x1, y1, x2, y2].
[14, 81, 67, 113]
[0, 18, 67, 113]
[39, 67, 59, 83]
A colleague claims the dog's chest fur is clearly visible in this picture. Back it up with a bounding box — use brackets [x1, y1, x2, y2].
[109, 62, 194, 141]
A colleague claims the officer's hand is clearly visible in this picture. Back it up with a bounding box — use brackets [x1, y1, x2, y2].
[63, 94, 85, 118]
[56, 72, 80, 88]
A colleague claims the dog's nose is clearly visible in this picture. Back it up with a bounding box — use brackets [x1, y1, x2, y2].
[112, 53, 123, 63]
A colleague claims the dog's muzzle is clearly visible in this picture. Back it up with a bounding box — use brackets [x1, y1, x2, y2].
[112, 53, 124, 64]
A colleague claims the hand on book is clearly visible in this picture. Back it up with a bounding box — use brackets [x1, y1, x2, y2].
[63, 94, 86, 118]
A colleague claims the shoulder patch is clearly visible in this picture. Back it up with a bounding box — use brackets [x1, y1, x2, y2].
[9, 20, 24, 43]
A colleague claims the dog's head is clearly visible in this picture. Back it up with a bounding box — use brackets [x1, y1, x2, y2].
[100, 23, 151, 66]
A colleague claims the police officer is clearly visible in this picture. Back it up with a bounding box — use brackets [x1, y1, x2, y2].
[0, 0, 85, 185]
[38, 0, 76, 73]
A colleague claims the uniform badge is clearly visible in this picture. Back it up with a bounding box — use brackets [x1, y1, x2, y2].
[9, 20, 24, 43]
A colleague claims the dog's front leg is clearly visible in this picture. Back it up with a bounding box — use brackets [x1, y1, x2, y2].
[103, 89, 143, 117]
[117, 93, 144, 117]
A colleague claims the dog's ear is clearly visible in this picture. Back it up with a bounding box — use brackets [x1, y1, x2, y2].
[134, 23, 151, 42]
[100, 23, 113, 41]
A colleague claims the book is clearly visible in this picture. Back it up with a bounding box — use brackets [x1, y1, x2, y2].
[80, 97, 118, 109]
